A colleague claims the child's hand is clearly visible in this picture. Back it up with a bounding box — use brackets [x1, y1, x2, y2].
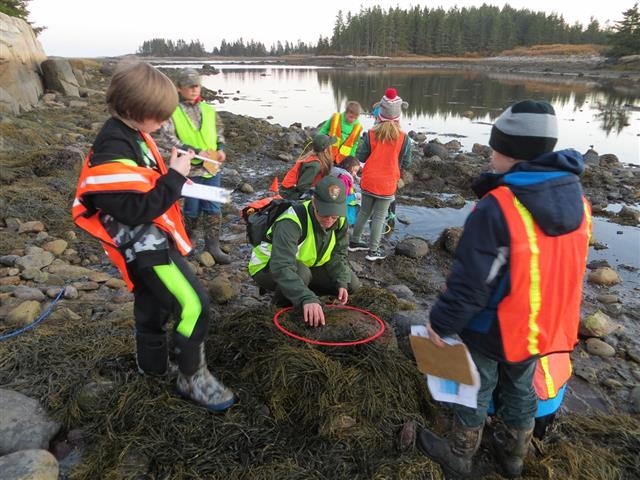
[170, 147, 194, 177]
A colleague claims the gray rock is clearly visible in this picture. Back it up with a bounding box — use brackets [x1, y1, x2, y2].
[579, 310, 621, 338]
[15, 249, 54, 271]
[0, 449, 59, 480]
[41, 57, 80, 97]
[395, 237, 429, 259]
[13, 285, 45, 301]
[6, 300, 41, 326]
[587, 267, 621, 286]
[0, 389, 60, 455]
[423, 141, 448, 159]
[630, 386, 640, 414]
[209, 276, 236, 304]
[585, 338, 616, 357]
[386, 284, 416, 301]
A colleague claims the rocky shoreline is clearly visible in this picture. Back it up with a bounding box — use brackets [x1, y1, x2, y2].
[1, 59, 639, 478]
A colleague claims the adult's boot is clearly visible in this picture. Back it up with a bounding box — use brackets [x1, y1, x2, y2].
[184, 216, 199, 241]
[135, 331, 168, 375]
[175, 342, 235, 412]
[203, 214, 231, 264]
[417, 422, 483, 478]
[492, 426, 534, 478]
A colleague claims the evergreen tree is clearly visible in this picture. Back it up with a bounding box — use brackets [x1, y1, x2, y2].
[607, 3, 640, 57]
[1, 0, 45, 34]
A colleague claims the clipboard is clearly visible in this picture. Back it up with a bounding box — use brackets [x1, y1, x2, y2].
[409, 335, 474, 385]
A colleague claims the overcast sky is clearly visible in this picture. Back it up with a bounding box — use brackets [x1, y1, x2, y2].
[28, 0, 633, 57]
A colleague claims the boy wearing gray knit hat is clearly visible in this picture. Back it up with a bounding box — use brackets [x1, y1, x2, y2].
[489, 100, 558, 161]
[418, 99, 591, 479]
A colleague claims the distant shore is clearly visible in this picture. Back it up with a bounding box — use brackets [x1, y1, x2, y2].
[127, 53, 640, 94]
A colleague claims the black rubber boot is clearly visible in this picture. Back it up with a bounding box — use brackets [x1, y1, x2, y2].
[135, 332, 168, 375]
[417, 423, 483, 478]
[492, 426, 534, 478]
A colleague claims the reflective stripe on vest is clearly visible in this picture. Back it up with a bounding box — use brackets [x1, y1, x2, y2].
[534, 352, 572, 400]
[328, 113, 362, 164]
[491, 186, 591, 362]
[360, 131, 406, 196]
[171, 102, 217, 167]
[248, 201, 344, 276]
[281, 155, 324, 189]
[72, 132, 191, 290]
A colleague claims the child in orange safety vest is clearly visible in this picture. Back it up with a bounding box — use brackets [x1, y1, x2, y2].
[72, 61, 235, 412]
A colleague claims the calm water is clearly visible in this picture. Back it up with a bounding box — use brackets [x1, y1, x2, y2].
[391, 203, 640, 290]
[157, 61, 640, 165]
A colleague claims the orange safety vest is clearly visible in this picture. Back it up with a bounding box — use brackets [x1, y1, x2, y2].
[72, 131, 191, 291]
[490, 186, 592, 362]
[281, 155, 324, 189]
[359, 131, 406, 196]
[534, 352, 572, 400]
[328, 113, 362, 164]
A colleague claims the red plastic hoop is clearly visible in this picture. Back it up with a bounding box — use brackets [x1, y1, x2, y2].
[273, 304, 386, 346]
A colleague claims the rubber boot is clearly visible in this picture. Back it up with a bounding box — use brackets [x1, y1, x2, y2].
[492, 426, 534, 478]
[135, 331, 168, 375]
[417, 423, 483, 478]
[184, 216, 199, 241]
[203, 214, 232, 264]
[175, 343, 236, 412]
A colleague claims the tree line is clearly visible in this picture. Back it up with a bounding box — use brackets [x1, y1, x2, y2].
[327, 4, 608, 56]
[137, 38, 317, 57]
[3, 0, 638, 58]
[135, 4, 638, 58]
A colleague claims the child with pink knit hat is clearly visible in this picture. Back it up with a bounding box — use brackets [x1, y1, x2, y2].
[349, 88, 412, 261]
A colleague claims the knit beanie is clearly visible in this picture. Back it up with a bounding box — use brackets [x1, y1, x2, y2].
[377, 88, 408, 122]
[489, 100, 558, 161]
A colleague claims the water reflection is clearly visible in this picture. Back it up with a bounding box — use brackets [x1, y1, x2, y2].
[323, 68, 637, 134]
[157, 62, 640, 163]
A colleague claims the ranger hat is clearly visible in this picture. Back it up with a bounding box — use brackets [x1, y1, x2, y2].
[177, 68, 201, 87]
[312, 134, 337, 152]
[313, 176, 346, 217]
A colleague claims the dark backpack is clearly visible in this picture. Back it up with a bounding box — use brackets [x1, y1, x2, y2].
[241, 197, 307, 246]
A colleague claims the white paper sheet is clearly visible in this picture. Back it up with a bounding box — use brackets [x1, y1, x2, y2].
[411, 325, 481, 408]
[181, 182, 232, 203]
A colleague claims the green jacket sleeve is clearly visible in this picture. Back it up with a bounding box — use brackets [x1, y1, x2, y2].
[318, 118, 331, 136]
[322, 220, 351, 288]
[269, 218, 320, 307]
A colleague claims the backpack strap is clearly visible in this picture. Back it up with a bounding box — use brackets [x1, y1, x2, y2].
[292, 202, 309, 243]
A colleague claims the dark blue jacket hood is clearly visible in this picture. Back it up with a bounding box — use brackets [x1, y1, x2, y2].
[472, 149, 586, 236]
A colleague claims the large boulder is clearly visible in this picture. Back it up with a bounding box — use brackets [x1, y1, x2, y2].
[41, 57, 80, 96]
[0, 12, 46, 114]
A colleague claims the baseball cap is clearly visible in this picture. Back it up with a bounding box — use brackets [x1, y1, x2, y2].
[312, 134, 337, 152]
[177, 68, 201, 87]
[313, 176, 346, 217]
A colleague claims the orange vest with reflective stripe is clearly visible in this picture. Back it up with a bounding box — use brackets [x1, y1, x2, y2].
[360, 131, 406, 196]
[490, 186, 591, 362]
[328, 113, 362, 164]
[534, 352, 572, 400]
[72, 131, 191, 291]
[281, 155, 324, 189]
